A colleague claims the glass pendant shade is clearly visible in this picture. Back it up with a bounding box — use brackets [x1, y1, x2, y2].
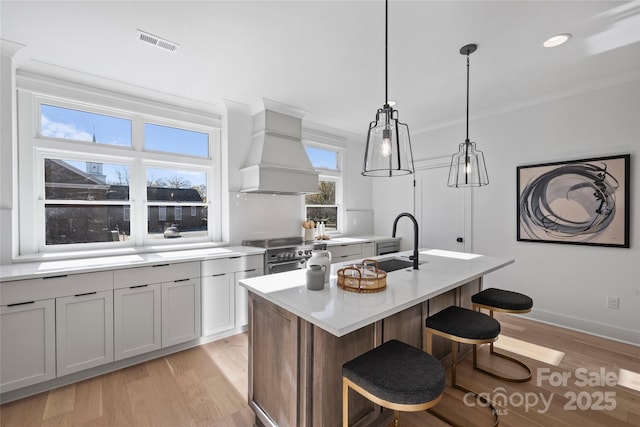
[448, 43, 489, 188]
[447, 140, 489, 187]
[363, 106, 414, 177]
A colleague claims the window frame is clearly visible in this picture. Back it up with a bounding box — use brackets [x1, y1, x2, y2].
[16, 75, 222, 256]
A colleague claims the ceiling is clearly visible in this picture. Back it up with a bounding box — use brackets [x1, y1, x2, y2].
[2, 1, 639, 136]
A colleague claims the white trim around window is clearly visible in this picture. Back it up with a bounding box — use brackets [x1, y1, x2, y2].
[303, 141, 344, 234]
[16, 74, 222, 256]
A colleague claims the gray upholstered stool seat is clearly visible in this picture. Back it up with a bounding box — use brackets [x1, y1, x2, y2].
[471, 287, 534, 383]
[342, 339, 445, 426]
[425, 306, 500, 426]
[472, 288, 533, 312]
[425, 306, 500, 341]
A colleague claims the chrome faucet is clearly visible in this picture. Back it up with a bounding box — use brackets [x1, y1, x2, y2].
[391, 212, 419, 269]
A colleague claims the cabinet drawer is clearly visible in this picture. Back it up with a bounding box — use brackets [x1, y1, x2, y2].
[114, 262, 199, 288]
[201, 255, 263, 277]
[329, 244, 363, 259]
[1, 271, 113, 306]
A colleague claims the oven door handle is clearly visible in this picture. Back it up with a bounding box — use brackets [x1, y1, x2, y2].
[268, 259, 304, 271]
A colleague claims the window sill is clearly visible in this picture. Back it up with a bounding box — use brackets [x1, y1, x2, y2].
[12, 241, 230, 264]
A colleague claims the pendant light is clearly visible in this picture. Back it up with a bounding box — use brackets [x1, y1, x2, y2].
[447, 44, 489, 187]
[362, 0, 414, 177]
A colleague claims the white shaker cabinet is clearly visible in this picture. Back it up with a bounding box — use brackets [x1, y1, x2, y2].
[201, 255, 264, 335]
[0, 300, 56, 393]
[113, 283, 161, 360]
[328, 243, 363, 263]
[201, 273, 234, 336]
[113, 262, 201, 350]
[56, 290, 114, 376]
[362, 242, 375, 258]
[162, 278, 201, 347]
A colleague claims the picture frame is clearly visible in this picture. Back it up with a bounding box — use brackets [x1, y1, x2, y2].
[517, 154, 630, 248]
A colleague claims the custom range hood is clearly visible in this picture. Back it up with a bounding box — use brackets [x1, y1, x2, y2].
[240, 100, 319, 195]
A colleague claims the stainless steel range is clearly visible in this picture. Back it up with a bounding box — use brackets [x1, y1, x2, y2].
[242, 237, 326, 275]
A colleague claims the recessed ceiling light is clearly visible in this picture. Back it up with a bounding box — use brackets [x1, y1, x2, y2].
[543, 33, 572, 48]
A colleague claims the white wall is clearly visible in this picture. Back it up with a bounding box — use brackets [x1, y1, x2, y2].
[380, 79, 639, 344]
[372, 174, 414, 251]
[0, 42, 21, 264]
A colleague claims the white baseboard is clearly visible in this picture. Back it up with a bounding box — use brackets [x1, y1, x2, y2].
[522, 308, 640, 346]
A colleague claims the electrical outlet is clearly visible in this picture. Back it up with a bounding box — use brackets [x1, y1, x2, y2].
[606, 296, 620, 310]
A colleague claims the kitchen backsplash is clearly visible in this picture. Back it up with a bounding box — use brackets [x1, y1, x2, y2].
[345, 210, 374, 235]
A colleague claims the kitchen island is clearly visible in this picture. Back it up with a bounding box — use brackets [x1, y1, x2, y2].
[239, 249, 513, 427]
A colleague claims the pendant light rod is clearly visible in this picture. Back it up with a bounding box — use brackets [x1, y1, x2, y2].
[384, 0, 388, 106]
[460, 43, 477, 141]
[465, 52, 470, 141]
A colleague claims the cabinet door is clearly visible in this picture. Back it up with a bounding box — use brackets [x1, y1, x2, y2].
[114, 284, 161, 360]
[201, 273, 234, 336]
[56, 290, 114, 376]
[162, 278, 201, 347]
[362, 242, 375, 258]
[1, 300, 56, 393]
[235, 268, 263, 328]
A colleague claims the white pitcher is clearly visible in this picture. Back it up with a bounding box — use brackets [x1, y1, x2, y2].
[307, 250, 331, 283]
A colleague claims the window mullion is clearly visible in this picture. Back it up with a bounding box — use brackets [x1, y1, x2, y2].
[129, 158, 146, 246]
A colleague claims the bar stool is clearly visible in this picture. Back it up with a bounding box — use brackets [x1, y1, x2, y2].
[472, 288, 533, 382]
[342, 339, 445, 427]
[425, 306, 500, 426]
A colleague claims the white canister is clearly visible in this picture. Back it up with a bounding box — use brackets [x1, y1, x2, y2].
[304, 228, 315, 241]
[307, 250, 331, 283]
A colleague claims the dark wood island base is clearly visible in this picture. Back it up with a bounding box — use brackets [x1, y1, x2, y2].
[248, 279, 482, 427]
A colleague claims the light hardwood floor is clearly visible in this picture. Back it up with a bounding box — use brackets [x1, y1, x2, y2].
[1, 314, 638, 427]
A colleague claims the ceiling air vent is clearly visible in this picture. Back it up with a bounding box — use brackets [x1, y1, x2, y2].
[136, 30, 179, 53]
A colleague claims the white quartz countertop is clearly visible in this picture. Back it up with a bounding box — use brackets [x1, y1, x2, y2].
[239, 249, 514, 337]
[0, 246, 265, 281]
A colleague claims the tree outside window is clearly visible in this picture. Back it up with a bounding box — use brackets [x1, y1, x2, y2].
[305, 181, 338, 231]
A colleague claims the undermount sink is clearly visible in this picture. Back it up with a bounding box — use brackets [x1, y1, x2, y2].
[375, 257, 426, 273]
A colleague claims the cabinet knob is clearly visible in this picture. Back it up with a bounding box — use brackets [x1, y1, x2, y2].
[456, 237, 464, 243]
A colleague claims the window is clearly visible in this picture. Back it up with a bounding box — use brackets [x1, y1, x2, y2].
[146, 168, 207, 240]
[18, 79, 220, 254]
[158, 206, 167, 222]
[44, 158, 131, 245]
[145, 123, 209, 157]
[304, 145, 342, 233]
[305, 181, 339, 232]
[305, 147, 338, 170]
[41, 104, 131, 147]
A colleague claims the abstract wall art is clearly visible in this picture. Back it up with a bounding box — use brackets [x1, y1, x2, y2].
[517, 154, 630, 248]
